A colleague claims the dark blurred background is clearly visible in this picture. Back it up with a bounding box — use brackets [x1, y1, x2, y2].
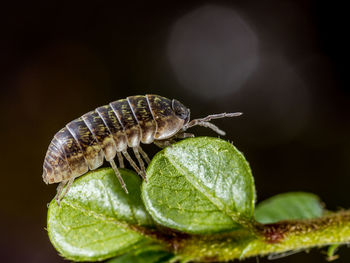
[0, 1, 349, 262]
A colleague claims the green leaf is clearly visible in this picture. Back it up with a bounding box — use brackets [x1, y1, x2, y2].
[106, 245, 173, 263]
[327, 244, 340, 261]
[47, 168, 154, 261]
[255, 192, 324, 224]
[142, 137, 255, 234]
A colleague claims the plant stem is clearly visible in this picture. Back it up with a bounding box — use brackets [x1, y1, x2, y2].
[174, 210, 350, 262]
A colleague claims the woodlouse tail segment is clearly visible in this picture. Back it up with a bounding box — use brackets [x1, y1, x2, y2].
[184, 112, 243, 136]
[109, 159, 128, 194]
[42, 170, 49, 184]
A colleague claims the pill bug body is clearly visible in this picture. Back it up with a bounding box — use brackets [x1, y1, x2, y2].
[43, 94, 241, 204]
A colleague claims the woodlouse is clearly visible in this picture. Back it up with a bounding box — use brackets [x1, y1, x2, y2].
[42, 94, 242, 204]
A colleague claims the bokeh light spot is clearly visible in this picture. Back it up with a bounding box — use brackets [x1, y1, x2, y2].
[168, 5, 259, 99]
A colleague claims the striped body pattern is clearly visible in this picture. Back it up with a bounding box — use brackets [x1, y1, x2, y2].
[43, 94, 242, 204]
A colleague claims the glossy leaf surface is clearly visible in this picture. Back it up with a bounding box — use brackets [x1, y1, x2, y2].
[255, 192, 324, 224]
[142, 137, 255, 233]
[47, 168, 153, 261]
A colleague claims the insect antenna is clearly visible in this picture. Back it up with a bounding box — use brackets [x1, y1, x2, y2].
[183, 112, 243, 135]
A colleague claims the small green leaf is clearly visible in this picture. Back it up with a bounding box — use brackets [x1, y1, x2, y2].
[255, 192, 324, 224]
[142, 137, 255, 234]
[47, 168, 154, 261]
[327, 244, 340, 261]
[106, 245, 173, 263]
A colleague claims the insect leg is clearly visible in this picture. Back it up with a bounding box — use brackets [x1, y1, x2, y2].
[109, 159, 128, 193]
[175, 132, 195, 139]
[55, 180, 68, 206]
[117, 151, 125, 168]
[154, 139, 174, 148]
[154, 133, 194, 149]
[133, 147, 146, 175]
[138, 146, 150, 164]
[122, 150, 147, 181]
[56, 177, 75, 205]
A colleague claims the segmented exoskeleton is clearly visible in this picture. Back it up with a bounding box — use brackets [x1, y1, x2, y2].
[42, 95, 242, 204]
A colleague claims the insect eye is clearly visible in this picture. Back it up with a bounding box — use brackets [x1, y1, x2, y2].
[172, 99, 189, 120]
